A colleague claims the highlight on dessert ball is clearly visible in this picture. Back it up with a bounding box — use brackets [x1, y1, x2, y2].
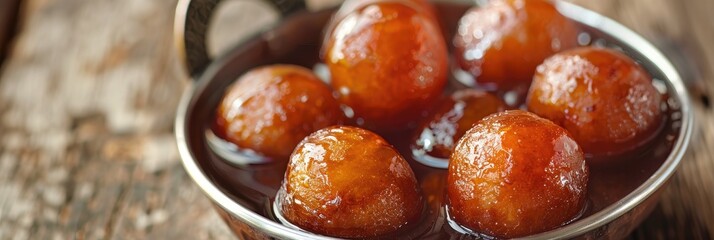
[214, 65, 345, 160]
[276, 126, 424, 238]
[453, 0, 579, 89]
[447, 110, 589, 238]
[411, 89, 506, 168]
[336, 0, 438, 20]
[526, 47, 663, 160]
[323, 0, 448, 132]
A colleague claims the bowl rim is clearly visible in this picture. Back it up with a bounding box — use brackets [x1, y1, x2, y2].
[174, 1, 694, 239]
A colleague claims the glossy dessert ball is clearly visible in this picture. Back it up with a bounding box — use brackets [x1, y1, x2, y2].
[325, 0, 440, 42]
[526, 47, 663, 159]
[214, 65, 344, 159]
[324, 1, 448, 131]
[412, 90, 506, 162]
[277, 126, 423, 238]
[453, 0, 579, 89]
[338, 0, 437, 18]
[447, 110, 588, 238]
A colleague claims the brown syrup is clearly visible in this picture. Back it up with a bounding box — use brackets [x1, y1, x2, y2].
[198, 3, 683, 239]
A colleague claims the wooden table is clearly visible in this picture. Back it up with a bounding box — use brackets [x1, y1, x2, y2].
[0, 0, 711, 239]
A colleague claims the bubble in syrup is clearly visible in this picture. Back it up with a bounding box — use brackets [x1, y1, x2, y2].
[339, 86, 350, 96]
[551, 39, 561, 51]
[667, 97, 681, 110]
[464, 49, 485, 61]
[651, 78, 667, 94]
[504, 90, 520, 107]
[458, 25, 468, 37]
[577, 32, 591, 46]
[341, 104, 355, 118]
[452, 67, 477, 87]
[593, 38, 607, 47]
[313, 63, 331, 84]
[473, 29, 484, 39]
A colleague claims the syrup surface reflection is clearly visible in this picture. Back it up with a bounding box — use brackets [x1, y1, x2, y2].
[411, 89, 507, 169]
[205, 96, 679, 238]
[199, 3, 684, 239]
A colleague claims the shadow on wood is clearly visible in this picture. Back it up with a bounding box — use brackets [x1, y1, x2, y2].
[0, 0, 21, 63]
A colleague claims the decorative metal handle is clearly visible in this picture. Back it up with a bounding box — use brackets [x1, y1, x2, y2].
[174, 0, 306, 77]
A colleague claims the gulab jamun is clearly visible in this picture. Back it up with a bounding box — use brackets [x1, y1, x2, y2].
[412, 89, 506, 166]
[277, 126, 424, 238]
[453, 0, 579, 89]
[324, 1, 448, 131]
[214, 65, 345, 160]
[447, 110, 588, 238]
[526, 47, 663, 159]
[337, 0, 437, 18]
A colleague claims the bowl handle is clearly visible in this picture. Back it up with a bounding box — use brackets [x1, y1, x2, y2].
[174, 0, 306, 77]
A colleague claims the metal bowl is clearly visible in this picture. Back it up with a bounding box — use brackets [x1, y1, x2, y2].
[173, 0, 693, 239]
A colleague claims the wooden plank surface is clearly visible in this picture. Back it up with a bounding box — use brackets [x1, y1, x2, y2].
[0, 0, 711, 239]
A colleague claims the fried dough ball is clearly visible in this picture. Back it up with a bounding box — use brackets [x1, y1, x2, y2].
[338, 0, 437, 18]
[526, 47, 663, 159]
[453, 0, 579, 89]
[324, 2, 448, 131]
[277, 126, 423, 238]
[412, 90, 506, 162]
[447, 110, 588, 238]
[214, 65, 344, 159]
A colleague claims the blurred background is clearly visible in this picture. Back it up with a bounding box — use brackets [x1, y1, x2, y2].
[0, 0, 712, 239]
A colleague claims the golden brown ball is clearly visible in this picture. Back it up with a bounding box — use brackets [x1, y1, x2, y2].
[324, 1, 448, 131]
[447, 110, 588, 238]
[453, 0, 579, 89]
[214, 65, 344, 160]
[278, 126, 423, 238]
[526, 47, 663, 160]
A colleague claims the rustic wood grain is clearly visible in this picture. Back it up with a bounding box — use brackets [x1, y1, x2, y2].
[0, 0, 711, 239]
[0, 0, 233, 239]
